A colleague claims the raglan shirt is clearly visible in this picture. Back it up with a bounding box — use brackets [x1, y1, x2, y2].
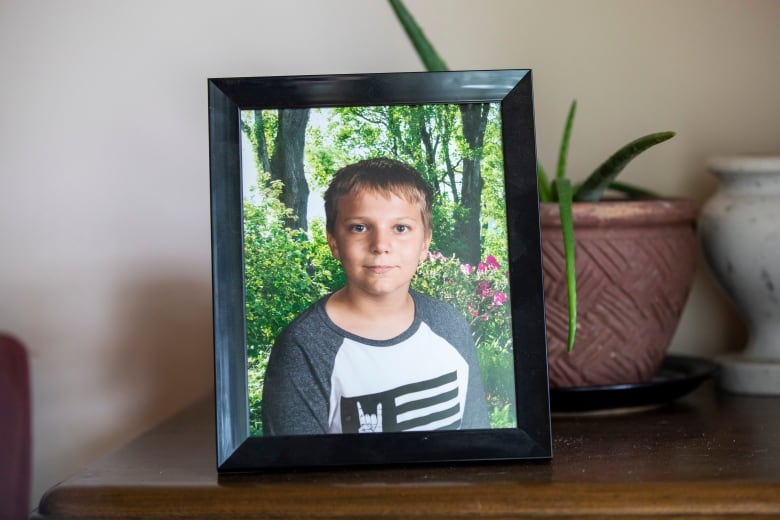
[262, 290, 490, 435]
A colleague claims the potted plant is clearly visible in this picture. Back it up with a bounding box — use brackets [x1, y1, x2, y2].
[388, 0, 699, 387]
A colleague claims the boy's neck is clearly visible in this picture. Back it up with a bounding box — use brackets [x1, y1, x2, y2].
[326, 287, 415, 341]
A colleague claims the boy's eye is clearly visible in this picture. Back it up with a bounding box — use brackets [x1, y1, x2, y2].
[350, 224, 366, 233]
[394, 224, 409, 233]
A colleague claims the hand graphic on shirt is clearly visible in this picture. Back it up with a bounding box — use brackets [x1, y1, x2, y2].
[356, 402, 382, 433]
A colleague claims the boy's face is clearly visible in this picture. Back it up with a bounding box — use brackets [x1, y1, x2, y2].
[327, 189, 431, 301]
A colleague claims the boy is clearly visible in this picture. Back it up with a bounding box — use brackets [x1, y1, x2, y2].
[262, 158, 489, 435]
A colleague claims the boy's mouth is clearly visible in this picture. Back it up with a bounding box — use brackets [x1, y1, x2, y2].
[365, 265, 395, 274]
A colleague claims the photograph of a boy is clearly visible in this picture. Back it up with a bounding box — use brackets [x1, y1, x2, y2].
[262, 158, 490, 435]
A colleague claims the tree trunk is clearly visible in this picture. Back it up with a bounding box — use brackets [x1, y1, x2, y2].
[252, 110, 271, 174]
[456, 103, 490, 265]
[418, 113, 442, 196]
[270, 109, 310, 231]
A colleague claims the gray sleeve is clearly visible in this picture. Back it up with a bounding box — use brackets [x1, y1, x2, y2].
[261, 304, 339, 436]
[414, 292, 491, 429]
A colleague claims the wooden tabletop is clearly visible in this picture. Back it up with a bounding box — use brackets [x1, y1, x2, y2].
[34, 382, 780, 519]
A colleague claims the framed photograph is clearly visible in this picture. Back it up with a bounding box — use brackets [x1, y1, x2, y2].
[209, 70, 551, 472]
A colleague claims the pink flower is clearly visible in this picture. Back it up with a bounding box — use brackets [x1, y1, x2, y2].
[478, 255, 500, 273]
[493, 291, 508, 306]
[476, 280, 492, 298]
[460, 263, 474, 275]
[485, 255, 500, 270]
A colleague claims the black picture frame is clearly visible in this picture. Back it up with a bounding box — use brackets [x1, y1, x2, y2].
[209, 70, 551, 472]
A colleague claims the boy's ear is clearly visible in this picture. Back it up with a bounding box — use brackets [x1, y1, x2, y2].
[327, 231, 341, 260]
[419, 230, 433, 261]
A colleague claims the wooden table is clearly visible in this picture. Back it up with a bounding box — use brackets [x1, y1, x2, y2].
[33, 382, 780, 519]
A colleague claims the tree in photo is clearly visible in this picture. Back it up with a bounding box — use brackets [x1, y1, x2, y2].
[323, 103, 500, 265]
[244, 108, 311, 231]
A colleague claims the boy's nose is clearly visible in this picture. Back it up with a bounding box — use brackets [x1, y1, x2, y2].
[370, 230, 391, 254]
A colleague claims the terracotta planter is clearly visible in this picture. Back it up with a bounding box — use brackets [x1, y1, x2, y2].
[540, 199, 699, 388]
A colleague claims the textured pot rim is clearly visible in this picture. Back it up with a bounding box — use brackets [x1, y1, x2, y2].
[707, 155, 780, 175]
[539, 198, 699, 228]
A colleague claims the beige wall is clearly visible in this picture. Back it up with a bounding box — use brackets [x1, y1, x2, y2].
[1, 0, 778, 509]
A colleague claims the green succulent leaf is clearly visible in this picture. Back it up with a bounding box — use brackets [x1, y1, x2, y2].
[388, 0, 449, 72]
[573, 131, 676, 202]
[553, 178, 577, 351]
[556, 100, 577, 180]
[537, 162, 553, 202]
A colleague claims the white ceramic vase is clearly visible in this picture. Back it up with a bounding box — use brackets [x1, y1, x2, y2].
[699, 156, 780, 395]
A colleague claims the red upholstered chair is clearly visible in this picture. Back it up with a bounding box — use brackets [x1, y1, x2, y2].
[0, 333, 31, 520]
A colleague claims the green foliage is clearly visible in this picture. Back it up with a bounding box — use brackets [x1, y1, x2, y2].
[243, 176, 339, 362]
[244, 205, 323, 359]
[305, 117, 343, 193]
[322, 103, 504, 263]
[241, 110, 278, 172]
[307, 219, 347, 290]
[429, 199, 468, 260]
[247, 349, 269, 436]
[489, 402, 516, 430]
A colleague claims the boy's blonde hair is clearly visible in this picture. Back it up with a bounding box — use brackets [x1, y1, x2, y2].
[324, 158, 433, 234]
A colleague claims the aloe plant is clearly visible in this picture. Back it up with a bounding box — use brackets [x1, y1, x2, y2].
[388, 0, 675, 351]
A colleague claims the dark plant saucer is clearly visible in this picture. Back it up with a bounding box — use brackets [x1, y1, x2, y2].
[550, 355, 719, 414]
